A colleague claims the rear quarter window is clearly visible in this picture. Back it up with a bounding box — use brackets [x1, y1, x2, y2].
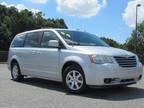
[11, 34, 26, 48]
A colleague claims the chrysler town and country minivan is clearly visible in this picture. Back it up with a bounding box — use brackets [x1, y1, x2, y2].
[8, 29, 143, 93]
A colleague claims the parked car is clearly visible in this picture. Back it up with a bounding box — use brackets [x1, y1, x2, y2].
[8, 29, 143, 93]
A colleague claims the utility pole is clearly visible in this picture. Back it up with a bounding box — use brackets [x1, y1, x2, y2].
[135, 4, 141, 53]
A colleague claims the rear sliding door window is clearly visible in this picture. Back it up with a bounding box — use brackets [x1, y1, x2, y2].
[25, 32, 43, 47]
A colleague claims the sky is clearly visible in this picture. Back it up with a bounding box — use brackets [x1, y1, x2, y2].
[0, 0, 144, 44]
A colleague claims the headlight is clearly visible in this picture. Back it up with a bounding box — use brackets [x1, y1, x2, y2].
[136, 55, 140, 62]
[89, 55, 114, 64]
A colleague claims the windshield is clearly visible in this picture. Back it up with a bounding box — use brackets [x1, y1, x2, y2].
[57, 30, 109, 47]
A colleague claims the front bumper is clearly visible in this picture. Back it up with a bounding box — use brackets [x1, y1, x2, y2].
[85, 62, 143, 86]
[89, 82, 137, 88]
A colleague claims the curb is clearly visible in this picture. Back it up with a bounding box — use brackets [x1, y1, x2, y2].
[0, 62, 7, 64]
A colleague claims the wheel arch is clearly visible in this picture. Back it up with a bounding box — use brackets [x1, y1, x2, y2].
[10, 59, 18, 69]
[9, 56, 20, 70]
[61, 55, 90, 85]
[62, 61, 84, 76]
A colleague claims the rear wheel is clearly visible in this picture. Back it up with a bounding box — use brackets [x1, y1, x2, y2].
[63, 65, 86, 93]
[11, 62, 24, 81]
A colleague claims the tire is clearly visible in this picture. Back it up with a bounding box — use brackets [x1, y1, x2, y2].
[11, 61, 24, 81]
[63, 65, 86, 93]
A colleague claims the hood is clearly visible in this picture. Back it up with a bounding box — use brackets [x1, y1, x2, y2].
[72, 46, 135, 56]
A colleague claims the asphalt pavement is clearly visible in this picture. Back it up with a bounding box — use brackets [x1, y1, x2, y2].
[0, 64, 144, 108]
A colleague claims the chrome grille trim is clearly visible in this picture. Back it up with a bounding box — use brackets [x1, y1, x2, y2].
[114, 56, 137, 68]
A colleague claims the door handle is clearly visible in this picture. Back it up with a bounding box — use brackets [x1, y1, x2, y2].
[31, 51, 41, 54]
[36, 51, 41, 54]
[32, 50, 37, 54]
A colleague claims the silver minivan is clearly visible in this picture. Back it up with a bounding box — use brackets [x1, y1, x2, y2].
[8, 29, 143, 93]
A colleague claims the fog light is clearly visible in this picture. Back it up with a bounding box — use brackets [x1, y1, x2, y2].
[138, 75, 142, 80]
[104, 78, 112, 84]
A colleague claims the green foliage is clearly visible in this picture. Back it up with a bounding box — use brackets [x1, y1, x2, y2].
[100, 37, 122, 48]
[101, 21, 144, 64]
[101, 31, 144, 64]
[125, 21, 144, 64]
[0, 5, 68, 51]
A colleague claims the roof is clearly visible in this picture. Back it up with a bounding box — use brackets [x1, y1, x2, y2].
[16, 28, 87, 36]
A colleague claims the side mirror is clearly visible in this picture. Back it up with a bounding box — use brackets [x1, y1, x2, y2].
[48, 40, 59, 48]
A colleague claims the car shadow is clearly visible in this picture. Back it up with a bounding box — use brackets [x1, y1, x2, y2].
[19, 77, 65, 92]
[77, 87, 144, 101]
[19, 77, 144, 101]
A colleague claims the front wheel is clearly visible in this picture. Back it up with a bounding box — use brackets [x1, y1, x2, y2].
[63, 65, 86, 93]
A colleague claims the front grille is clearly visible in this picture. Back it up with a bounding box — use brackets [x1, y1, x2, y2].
[114, 56, 137, 68]
[121, 78, 135, 83]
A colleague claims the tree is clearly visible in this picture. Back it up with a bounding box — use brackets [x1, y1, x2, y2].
[100, 37, 122, 48]
[125, 21, 144, 64]
[0, 4, 68, 51]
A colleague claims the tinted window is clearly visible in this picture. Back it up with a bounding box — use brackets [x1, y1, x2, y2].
[25, 32, 43, 47]
[11, 34, 25, 47]
[41, 31, 58, 48]
[57, 30, 109, 47]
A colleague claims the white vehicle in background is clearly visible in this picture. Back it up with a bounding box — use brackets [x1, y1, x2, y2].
[8, 29, 143, 93]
